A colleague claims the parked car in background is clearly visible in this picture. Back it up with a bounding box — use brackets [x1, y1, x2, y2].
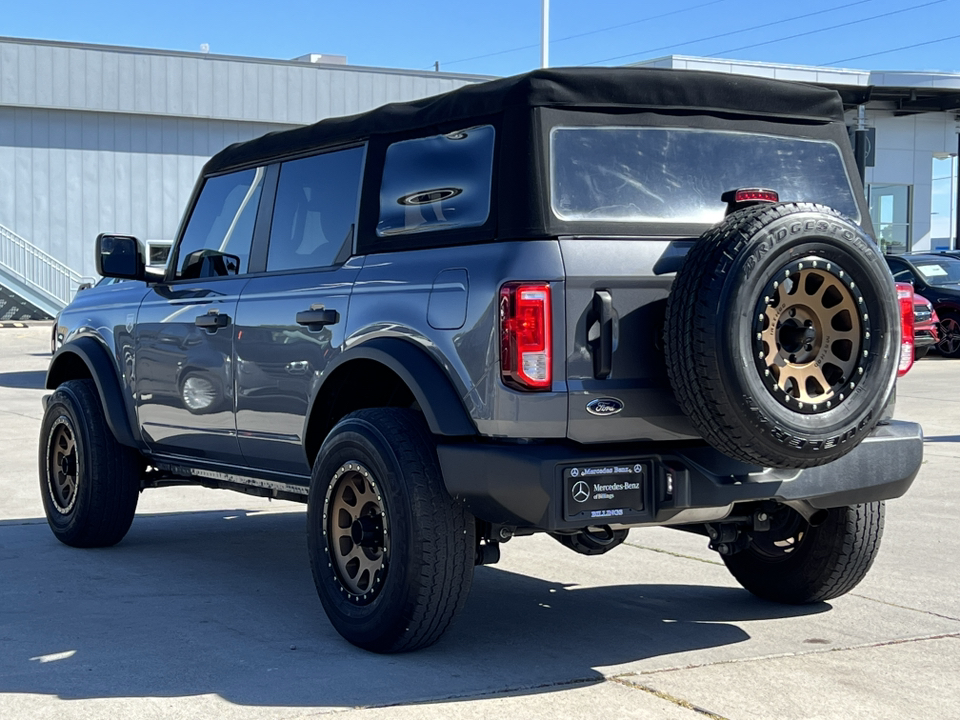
[885, 253, 960, 357]
[913, 292, 939, 359]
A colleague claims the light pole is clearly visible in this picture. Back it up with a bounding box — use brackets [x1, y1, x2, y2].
[541, 0, 549, 68]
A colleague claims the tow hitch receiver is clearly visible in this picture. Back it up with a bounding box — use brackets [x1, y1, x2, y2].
[706, 523, 750, 556]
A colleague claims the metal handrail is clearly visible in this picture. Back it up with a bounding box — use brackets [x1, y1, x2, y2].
[0, 223, 82, 308]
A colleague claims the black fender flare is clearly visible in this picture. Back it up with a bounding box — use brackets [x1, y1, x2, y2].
[309, 337, 477, 438]
[46, 337, 141, 449]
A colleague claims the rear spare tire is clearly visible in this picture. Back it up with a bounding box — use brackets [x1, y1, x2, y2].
[665, 203, 899, 469]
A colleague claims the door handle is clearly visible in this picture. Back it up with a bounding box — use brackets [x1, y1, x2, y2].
[591, 290, 613, 379]
[195, 310, 230, 330]
[296, 306, 340, 330]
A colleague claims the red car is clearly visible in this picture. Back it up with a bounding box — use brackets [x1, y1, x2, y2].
[913, 292, 940, 359]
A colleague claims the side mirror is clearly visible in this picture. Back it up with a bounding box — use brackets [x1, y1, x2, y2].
[96, 234, 145, 281]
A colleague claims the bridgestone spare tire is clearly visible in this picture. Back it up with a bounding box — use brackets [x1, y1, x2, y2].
[665, 203, 899, 469]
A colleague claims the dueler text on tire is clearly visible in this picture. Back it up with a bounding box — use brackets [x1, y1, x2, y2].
[38, 379, 143, 547]
[665, 203, 899, 469]
[306, 408, 475, 653]
[721, 502, 885, 603]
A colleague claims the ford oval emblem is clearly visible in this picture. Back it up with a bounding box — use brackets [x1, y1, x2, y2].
[586, 397, 624, 416]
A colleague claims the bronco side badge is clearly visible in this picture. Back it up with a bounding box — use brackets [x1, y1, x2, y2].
[586, 397, 624, 416]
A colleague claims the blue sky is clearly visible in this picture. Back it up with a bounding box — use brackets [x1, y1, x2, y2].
[3, 0, 959, 77]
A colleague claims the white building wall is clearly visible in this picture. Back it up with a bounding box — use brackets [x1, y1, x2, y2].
[0, 38, 486, 279]
[0, 39, 477, 126]
[0, 106, 283, 277]
[864, 111, 960, 251]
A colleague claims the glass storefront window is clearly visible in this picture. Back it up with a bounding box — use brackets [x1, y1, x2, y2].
[931, 155, 958, 251]
[868, 183, 911, 253]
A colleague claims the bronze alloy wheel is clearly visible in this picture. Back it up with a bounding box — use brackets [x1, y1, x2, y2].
[754, 257, 868, 414]
[47, 417, 79, 514]
[324, 462, 389, 605]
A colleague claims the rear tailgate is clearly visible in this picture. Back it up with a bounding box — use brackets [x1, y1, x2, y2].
[561, 238, 698, 443]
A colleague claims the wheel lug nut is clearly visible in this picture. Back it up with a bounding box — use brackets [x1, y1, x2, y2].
[789, 309, 796, 317]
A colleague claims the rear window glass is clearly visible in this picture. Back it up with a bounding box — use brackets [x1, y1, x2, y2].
[377, 125, 495, 237]
[550, 127, 859, 225]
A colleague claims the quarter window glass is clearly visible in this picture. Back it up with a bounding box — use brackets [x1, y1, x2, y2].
[176, 168, 264, 279]
[550, 127, 859, 224]
[378, 125, 495, 237]
[267, 147, 365, 271]
[887, 261, 915, 284]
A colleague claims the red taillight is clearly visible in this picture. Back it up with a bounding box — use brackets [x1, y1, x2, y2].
[500, 283, 552, 390]
[896, 282, 915, 377]
[734, 188, 779, 204]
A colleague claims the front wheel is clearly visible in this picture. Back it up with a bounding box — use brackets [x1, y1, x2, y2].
[306, 408, 475, 653]
[38, 379, 143, 547]
[722, 502, 884, 604]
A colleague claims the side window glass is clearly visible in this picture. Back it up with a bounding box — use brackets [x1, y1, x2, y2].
[175, 168, 264, 280]
[888, 261, 915, 284]
[267, 147, 365, 272]
[377, 125, 494, 237]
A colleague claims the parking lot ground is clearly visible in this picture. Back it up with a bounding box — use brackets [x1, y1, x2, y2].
[1, 325, 958, 720]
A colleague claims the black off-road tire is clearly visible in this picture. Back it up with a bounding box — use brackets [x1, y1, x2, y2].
[665, 203, 899, 469]
[307, 408, 475, 653]
[722, 502, 885, 604]
[39, 379, 143, 547]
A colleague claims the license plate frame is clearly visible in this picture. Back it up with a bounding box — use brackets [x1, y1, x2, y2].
[563, 461, 648, 522]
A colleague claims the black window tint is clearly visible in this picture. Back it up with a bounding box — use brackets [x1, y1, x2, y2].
[267, 147, 365, 272]
[176, 168, 264, 279]
[377, 125, 494, 237]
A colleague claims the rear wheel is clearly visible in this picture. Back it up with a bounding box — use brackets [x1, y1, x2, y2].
[307, 408, 475, 653]
[39, 379, 142, 547]
[722, 502, 884, 604]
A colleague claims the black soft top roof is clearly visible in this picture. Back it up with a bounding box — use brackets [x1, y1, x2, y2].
[204, 66, 845, 174]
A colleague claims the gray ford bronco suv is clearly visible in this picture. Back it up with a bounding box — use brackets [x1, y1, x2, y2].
[41, 67, 923, 653]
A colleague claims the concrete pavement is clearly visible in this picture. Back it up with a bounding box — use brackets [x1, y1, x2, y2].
[1, 325, 957, 720]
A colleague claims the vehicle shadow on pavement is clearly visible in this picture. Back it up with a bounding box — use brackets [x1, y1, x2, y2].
[0, 370, 47, 389]
[0, 508, 826, 709]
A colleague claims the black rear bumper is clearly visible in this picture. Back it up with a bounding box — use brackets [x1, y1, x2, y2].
[437, 420, 922, 531]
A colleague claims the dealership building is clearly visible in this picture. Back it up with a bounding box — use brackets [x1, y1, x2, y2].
[0, 37, 958, 319]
